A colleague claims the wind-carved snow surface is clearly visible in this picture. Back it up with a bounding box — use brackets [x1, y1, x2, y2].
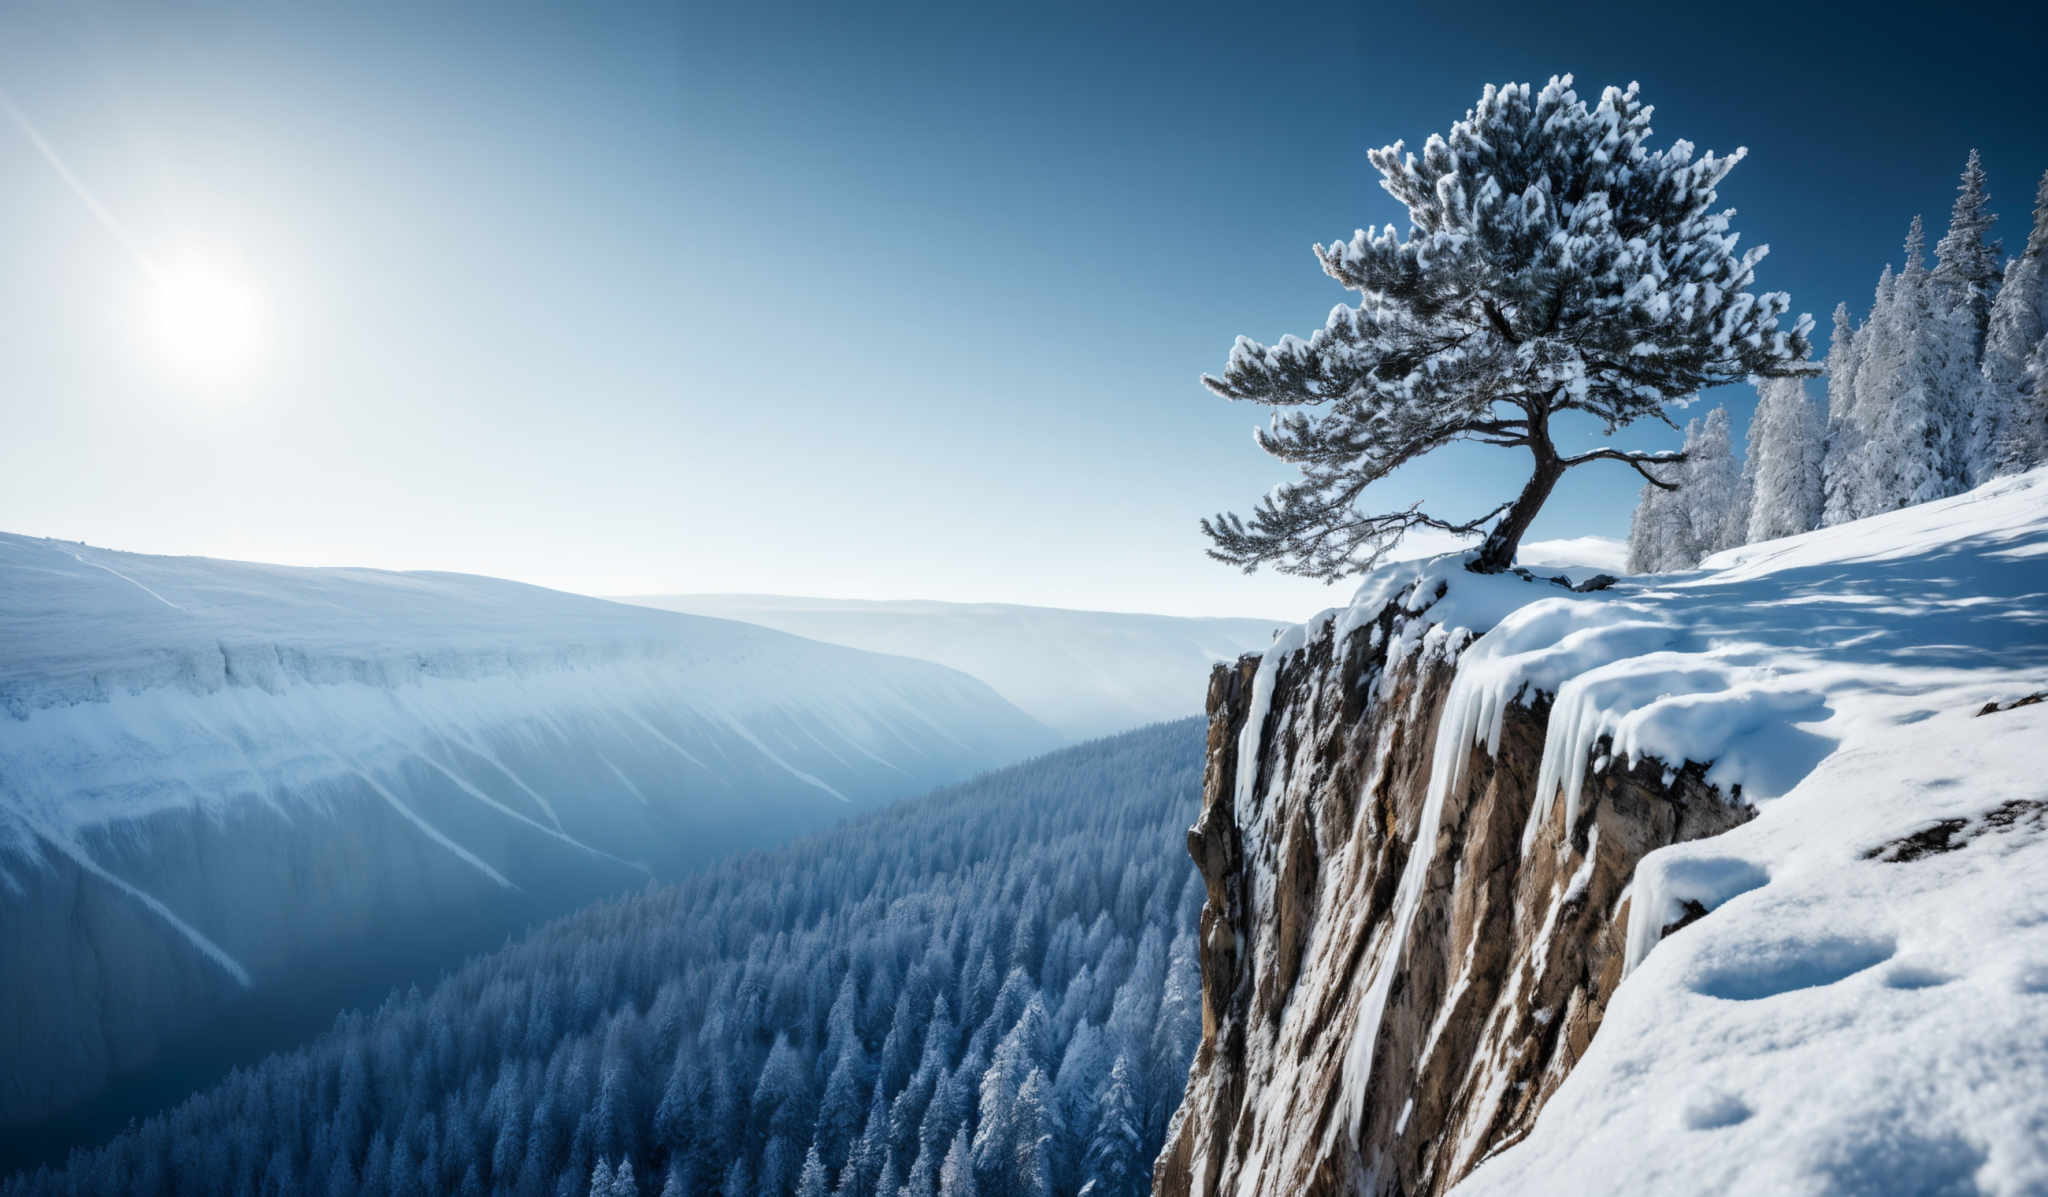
[1218, 468, 2048, 1196]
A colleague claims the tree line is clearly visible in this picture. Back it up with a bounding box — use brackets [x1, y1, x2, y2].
[1629, 156, 2048, 571]
[3, 721, 1209, 1197]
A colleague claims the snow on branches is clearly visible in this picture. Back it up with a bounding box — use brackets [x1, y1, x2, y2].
[1203, 76, 1814, 577]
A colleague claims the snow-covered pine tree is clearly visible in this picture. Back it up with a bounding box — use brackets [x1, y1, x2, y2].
[1930, 149, 2003, 342]
[1743, 375, 1825, 541]
[1682, 407, 1743, 560]
[1726, 419, 1756, 556]
[1202, 76, 1812, 577]
[1975, 171, 2048, 480]
[2013, 332, 2048, 472]
[1864, 216, 1973, 509]
[937, 1129, 978, 1197]
[797, 1144, 830, 1197]
[1009, 1070, 1058, 1197]
[814, 1043, 870, 1174]
[1820, 301, 1870, 526]
[659, 1161, 687, 1197]
[903, 1138, 939, 1197]
[1077, 1056, 1145, 1197]
[1826, 268, 1900, 524]
[1624, 473, 1681, 573]
[873, 1153, 904, 1197]
[1623, 407, 1741, 572]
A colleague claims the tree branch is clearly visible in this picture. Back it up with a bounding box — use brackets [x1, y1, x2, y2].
[1481, 300, 1520, 345]
[1558, 447, 1685, 468]
[1557, 446, 1689, 489]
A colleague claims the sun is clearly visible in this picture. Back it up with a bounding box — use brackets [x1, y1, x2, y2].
[144, 252, 266, 383]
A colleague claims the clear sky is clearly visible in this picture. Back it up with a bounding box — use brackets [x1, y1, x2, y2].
[2, 0, 2044, 620]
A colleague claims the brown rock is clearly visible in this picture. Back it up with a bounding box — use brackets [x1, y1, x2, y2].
[1155, 589, 1753, 1197]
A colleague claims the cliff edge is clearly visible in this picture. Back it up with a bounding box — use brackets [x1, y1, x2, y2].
[1157, 469, 2048, 1196]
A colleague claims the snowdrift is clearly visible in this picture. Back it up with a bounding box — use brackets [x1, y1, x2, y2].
[0, 534, 1052, 1134]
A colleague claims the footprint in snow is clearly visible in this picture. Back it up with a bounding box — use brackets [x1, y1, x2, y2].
[1678, 1089, 1751, 1130]
[1880, 960, 1954, 990]
[1691, 935, 1895, 1001]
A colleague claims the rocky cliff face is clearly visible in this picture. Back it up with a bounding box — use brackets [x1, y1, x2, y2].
[1154, 577, 1753, 1197]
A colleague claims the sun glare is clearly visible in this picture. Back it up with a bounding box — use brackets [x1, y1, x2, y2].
[144, 253, 266, 384]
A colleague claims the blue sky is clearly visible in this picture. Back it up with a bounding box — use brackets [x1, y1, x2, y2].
[1, 0, 2043, 619]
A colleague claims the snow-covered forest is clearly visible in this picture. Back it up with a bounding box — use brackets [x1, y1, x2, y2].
[1628, 157, 2048, 572]
[3, 722, 1207, 1197]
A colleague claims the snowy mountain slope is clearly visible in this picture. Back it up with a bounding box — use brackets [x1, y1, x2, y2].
[0, 534, 1052, 1132]
[1157, 468, 2048, 1196]
[621, 594, 1283, 741]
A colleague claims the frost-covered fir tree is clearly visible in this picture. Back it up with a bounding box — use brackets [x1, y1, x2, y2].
[1743, 375, 1825, 541]
[1931, 149, 2003, 340]
[903, 1138, 939, 1197]
[1975, 171, 2048, 480]
[1824, 266, 1901, 524]
[1725, 423, 1755, 556]
[1682, 407, 1744, 560]
[1820, 302, 1869, 525]
[797, 1144, 831, 1197]
[937, 1129, 978, 1197]
[1624, 475, 1681, 573]
[1202, 76, 1812, 577]
[1863, 216, 1974, 509]
[1009, 1070, 1058, 1197]
[588, 1157, 637, 1197]
[1623, 407, 1740, 572]
[2014, 333, 2048, 472]
[1076, 1056, 1146, 1197]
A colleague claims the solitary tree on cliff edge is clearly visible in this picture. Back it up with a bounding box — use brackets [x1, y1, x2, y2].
[1201, 76, 1815, 577]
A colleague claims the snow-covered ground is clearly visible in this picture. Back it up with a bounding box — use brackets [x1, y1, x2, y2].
[623, 594, 1285, 741]
[1323, 471, 2048, 1194]
[1513, 534, 1629, 574]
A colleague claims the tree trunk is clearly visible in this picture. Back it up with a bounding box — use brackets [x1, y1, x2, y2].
[1471, 453, 1565, 573]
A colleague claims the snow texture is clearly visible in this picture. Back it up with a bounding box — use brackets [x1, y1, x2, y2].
[1449, 466, 2048, 1195]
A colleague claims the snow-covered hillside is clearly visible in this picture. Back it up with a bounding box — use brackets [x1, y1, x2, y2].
[624, 594, 1284, 741]
[1457, 469, 2048, 1195]
[1158, 468, 2048, 1196]
[0, 534, 1051, 1133]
